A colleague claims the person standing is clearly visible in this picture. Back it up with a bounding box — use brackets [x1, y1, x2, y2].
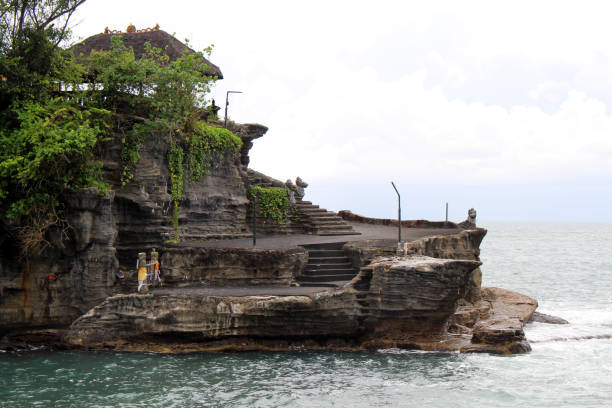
[137, 252, 147, 292]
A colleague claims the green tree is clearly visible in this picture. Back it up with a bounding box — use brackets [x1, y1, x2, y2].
[0, 0, 108, 255]
[0, 0, 87, 113]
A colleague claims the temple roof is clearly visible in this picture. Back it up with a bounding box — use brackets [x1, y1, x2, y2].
[70, 25, 223, 79]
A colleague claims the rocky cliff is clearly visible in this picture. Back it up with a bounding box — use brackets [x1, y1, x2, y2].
[0, 121, 268, 332]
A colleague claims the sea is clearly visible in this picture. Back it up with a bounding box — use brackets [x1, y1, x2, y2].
[1, 222, 611, 407]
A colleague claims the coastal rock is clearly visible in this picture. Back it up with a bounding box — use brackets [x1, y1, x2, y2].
[0, 122, 267, 330]
[452, 287, 538, 354]
[410, 228, 486, 261]
[65, 255, 483, 350]
[343, 229, 486, 268]
[529, 311, 569, 325]
[0, 188, 118, 328]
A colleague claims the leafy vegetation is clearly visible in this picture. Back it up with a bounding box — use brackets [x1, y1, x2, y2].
[0, 0, 111, 255]
[249, 186, 292, 226]
[0, 0, 240, 250]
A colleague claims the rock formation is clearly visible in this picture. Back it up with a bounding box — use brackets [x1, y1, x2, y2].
[0, 121, 268, 332]
[65, 255, 482, 349]
[63, 228, 537, 355]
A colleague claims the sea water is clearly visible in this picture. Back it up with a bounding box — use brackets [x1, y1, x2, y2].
[1, 222, 611, 407]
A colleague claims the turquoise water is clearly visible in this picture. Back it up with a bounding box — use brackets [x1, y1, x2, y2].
[2, 222, 611, 407]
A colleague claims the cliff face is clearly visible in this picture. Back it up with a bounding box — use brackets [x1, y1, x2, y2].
[0, 122, 267, 331]
[65, 255, 482, 348]
[0, 189, 118, 327]
[64, 228, 536, 355]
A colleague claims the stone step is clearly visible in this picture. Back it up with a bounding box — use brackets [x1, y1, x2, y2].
[296, 282, 339, 288]
[299, 208, 332, 215]
[306, 221, 347, 227]
[305, 217, 344, 223]
[307, 256, 350, 264]
[305, 213, 343, 219]
[306, 263, 353, 270]
[295, 203, 324, 208]
[302, 242, 347, 250]
[298, 274, 357, 282]
[307, 249, 345, 258]
[301, 269, 357, 277]
[304, 265, 355, 272]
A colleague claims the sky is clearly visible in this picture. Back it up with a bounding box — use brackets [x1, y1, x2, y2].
[71, 0, 612, 222]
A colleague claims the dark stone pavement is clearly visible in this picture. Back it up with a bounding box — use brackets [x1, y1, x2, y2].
[176, 221, 462, 249]
[152, 285, 336, 297]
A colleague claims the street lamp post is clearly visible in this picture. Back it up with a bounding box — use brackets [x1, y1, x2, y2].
[224, 90, 242, 128]
[391, 182, 401, 245]
[252, 194, 257, 247]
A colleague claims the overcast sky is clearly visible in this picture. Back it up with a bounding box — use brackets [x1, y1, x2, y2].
[72, 0, 612, 222]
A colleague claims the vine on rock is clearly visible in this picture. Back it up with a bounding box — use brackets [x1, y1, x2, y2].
[86, 36, 241, 241]
[186, 122, 242, 182]
[249, 186, 292, 226]
[166, 123, 242, 241]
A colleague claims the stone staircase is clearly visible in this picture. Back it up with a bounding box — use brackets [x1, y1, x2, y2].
[297, 242, 359, 287]
[295, 200, 360, 236]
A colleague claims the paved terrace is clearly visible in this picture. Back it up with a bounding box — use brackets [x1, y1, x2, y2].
[174, 221, 463, 249]
[153, 221, 463, 297]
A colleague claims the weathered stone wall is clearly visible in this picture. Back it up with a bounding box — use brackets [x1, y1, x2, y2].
[160, 246, 308, 286]
[338, 210, 459, 229]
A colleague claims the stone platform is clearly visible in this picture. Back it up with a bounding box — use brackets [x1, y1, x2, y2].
[180, 221, 463, 249]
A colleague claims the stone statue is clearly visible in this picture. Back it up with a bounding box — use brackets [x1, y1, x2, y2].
[458, 208, 477, 229]
[295, 177, 308, 200]
[285, 179, 297, 204]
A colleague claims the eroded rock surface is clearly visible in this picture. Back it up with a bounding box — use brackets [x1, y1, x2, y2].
[65, 255, 484, 351]
[0, 122, 268, 331]
[454, 287, 538, 354]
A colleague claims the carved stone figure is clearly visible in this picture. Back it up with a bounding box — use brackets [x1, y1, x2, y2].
[285, 179, 297, 204]
[295, 177, 308, 200]
[458, 208, 477, 229]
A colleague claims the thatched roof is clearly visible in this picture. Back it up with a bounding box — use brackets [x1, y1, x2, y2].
[70, 28, 223, 79]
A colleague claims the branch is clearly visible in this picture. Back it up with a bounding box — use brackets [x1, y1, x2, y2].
[41, 0, 87, 29]
[53, 6, 75, 47]
[17, 0, 28, 34]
